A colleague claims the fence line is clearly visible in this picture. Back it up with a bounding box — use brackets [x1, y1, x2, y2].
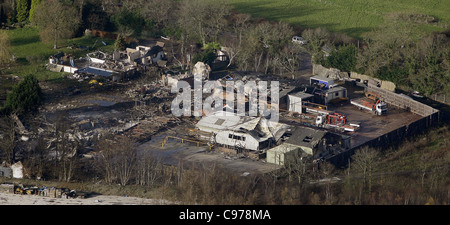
[367, 84, 439, 117]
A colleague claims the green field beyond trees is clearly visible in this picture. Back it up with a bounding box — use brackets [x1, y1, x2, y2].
[231, 0, 450, 38]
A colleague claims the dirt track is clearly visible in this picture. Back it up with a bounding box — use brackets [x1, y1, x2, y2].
[0, 192, 172, 205]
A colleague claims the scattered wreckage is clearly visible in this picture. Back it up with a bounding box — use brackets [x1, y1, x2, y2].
[0, 183, 89, 199]
[47, 42, 167, 82]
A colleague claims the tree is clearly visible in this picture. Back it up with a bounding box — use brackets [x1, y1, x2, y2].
[83, 0, 110, 31]
[284, 152, 307, 185]
[273, 44, 304, 79]
[0, 6, 7, 24]
[141, 0, 175, 30]
[34, 1, 80, 49]
[178, 0, 231, 45]
[0, 115, 18, 165]
[24, 133, 49, 180]
[219, 13, 251, 68]
[15, 0, 29, 22]
[0, 30, 11, 66]
[351, 146, 380, 194]
[356, 18, 414, 77]
[324, 44, 357, 72]
[192, 49, 216, 66]
[135, 154, 163, 186]
[408, 33, 450, 96]
[52, 111, 79, 182]
[96, 135, 137, 186]
[238, 21, 293, 73]
[28, 0, 42, 24]
[302, 27, 330, 63]
[3, 74, 42, 115]
[111, 8, 146, 37]
[192, 42, 221, 66]
[319, 162, 336, 204]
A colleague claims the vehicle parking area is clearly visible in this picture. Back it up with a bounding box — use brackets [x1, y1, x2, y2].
[332, 103, 423, 148]
[329, 82, 424, 148]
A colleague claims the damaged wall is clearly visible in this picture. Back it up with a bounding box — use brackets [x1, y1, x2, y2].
[313, 64, 397, 92]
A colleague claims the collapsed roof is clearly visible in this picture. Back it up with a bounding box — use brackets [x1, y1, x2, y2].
[196, 111, 289, 143]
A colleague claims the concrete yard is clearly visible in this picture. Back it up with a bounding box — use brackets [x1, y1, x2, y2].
[136, 133, 281, 175]
[330, 81, 424, 149]
[332, 104, 423, 149]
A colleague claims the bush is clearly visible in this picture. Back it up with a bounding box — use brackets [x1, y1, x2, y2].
[192, 49, 216, 66]
[375, 64, 409, 85]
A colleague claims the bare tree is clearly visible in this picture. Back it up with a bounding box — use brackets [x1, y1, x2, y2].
[141, 0, 175, 29]
[95, 138, 116, 184]
[238, 21, 293, 73]
[273, 44, 304, 79]
[319, 161, 335, 204]
[283, 148, 308, 186]
[116, 137, 136, 186]
[0, 115, 17, 165]
[52, 112, 79, 182]
[351, 146, 380, 194]
[177, 0, 231, 45]
[218, 13, 251, 68]
[34, 1, 80, 49]
[96, 135, 137, 186]
[25, 134, 48, 180]
[302, 27, 330, 63]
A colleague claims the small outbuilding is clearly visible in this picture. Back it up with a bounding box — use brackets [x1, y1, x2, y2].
[0, 166, 12, 178]
[266, 143, 301, 165]
[287, 92, 314, 114]
[318, 86, 347, 105]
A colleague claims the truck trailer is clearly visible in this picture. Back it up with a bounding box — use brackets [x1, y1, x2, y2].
[315, 113, 360, 132]
[350, 97, 387, 115]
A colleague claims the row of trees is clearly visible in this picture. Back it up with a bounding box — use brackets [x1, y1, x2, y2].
[0, 0, 43, 24]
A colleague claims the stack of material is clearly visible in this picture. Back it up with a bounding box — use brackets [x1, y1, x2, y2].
[0, 183, 14, 193]
[41, 187, 63, 198]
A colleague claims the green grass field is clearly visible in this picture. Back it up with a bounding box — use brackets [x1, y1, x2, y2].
[231, 0, 450, 38]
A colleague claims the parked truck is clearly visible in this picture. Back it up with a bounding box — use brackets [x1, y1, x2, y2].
[315, 113, 360, 132]
[351, 97, 387, 115]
